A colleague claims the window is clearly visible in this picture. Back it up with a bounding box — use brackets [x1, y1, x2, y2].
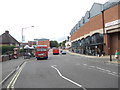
[37, 48, 47, 51]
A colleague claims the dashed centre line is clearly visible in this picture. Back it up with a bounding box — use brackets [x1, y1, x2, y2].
[81, 63, 119, 77]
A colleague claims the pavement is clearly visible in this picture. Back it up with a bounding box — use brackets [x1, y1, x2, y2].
[66, 50, 120, 64]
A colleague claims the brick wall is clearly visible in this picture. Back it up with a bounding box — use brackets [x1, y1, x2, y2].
[104, 4, 120, 55]
[71, 4, 120, 41]
[71, 14, 103, 41]
[104, 4, 120, 23]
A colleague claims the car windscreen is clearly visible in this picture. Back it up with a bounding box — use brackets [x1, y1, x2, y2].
[37, 48, 47, 51]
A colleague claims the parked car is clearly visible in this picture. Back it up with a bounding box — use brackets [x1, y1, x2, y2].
[61, 50, 66, 55]
[24, 52, 31, 59]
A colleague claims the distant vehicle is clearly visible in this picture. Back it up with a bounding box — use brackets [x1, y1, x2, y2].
[52, 48, 59, 55]
[24, 52, 31, 59]
[61, 50, 66, 55]
[35, 45, 48, 60]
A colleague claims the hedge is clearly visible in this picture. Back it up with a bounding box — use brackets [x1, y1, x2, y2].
[0, 45, 17, 55]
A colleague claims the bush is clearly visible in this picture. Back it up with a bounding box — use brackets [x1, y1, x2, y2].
[20, 49, 25, 53]
[0, 45, 17, 55]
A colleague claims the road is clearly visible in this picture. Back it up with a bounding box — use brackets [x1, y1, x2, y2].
[1, 50, 120, 90]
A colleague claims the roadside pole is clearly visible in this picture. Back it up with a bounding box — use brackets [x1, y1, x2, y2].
[109, 48, 112, 62]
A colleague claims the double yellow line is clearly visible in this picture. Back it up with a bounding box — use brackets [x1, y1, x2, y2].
[7, 62, 27, 89]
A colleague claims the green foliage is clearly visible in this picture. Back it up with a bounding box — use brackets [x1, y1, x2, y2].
[58, 43, 62, 47]
[20, 49, 25, 53]
[50, 40, 59, 48]
[0, 45, 16, 55]
[59, 40, 67, 47]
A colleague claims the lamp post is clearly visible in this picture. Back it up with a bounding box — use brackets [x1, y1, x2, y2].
[21, 26, 34, 57]
[109, 47, 112, 61]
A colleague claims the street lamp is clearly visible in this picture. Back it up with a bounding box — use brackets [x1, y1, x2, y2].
[22, 26, 34, 43]
[21, 26, 34, 57]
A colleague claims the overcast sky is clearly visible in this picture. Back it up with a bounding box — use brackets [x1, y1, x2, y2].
[0, 0, 109, 43]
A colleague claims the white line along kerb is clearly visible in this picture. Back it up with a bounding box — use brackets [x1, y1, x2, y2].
[0, 69, 16, 86]
[7, 62, 27, 89]
[11, 62, 27, 88]
[51, 65, 87, 90]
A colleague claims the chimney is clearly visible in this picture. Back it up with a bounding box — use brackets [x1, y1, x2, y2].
[5, 30, 9, 34]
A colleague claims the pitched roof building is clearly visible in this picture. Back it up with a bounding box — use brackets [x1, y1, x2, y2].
[0, 31, 20, 46]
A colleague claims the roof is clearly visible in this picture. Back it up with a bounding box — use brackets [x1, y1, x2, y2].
[103, 0, 120, 10]
[0, 31, 20, 44]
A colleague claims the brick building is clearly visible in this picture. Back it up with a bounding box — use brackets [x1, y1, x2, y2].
[70, 1, 120, 55]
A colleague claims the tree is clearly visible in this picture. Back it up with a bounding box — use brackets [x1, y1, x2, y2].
[50, 40, 59, 48]
[58, 42, 62, 47]
[59, 40, 67, 47]
[62, 40, 66, 47]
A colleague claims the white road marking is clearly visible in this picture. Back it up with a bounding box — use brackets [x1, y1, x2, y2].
[89, 66, 95, 68]
[97, 68, 106, 71]
[16, 66, 20, 70]
[52, 65, 57, 67]
[0, 69, 16, 85]
[96, 67, 104, 70]
[7, 62, 27, 89]
[7, 68, 21, 88]
[105, 70, 111, 73]
[107, 72, 118, 77]
[51, 65, 87, 90]
[83, 64, 87, 66]
[95, 67, 119, 76]
[81, 64, 119, 77]
[11, 62, 27, 88]
[112, 72, 117, 74]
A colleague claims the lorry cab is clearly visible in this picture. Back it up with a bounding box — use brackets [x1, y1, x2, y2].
[36, 45, 48, 60]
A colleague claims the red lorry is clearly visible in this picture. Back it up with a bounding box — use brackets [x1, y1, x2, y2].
[52, 48, 59, 55]
[35, 45, 48, 60]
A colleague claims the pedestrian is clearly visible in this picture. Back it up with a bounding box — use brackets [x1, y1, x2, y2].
[115, 50, 119, 60]
[60, 50, 63, 53]
[97, 48, 101, 57]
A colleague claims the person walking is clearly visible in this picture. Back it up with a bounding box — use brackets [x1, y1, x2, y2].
[115, 50, 119, 60]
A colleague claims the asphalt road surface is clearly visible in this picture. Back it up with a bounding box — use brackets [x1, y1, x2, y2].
[1, 51, 120, 90]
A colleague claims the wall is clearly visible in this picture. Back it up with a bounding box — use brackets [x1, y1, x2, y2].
[104, 4, 120, 55]
[110, 33, 119, 55]
[71, 14, 103, 41]
[104, 4, 120, 23]
[71, 4, 120, 41]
